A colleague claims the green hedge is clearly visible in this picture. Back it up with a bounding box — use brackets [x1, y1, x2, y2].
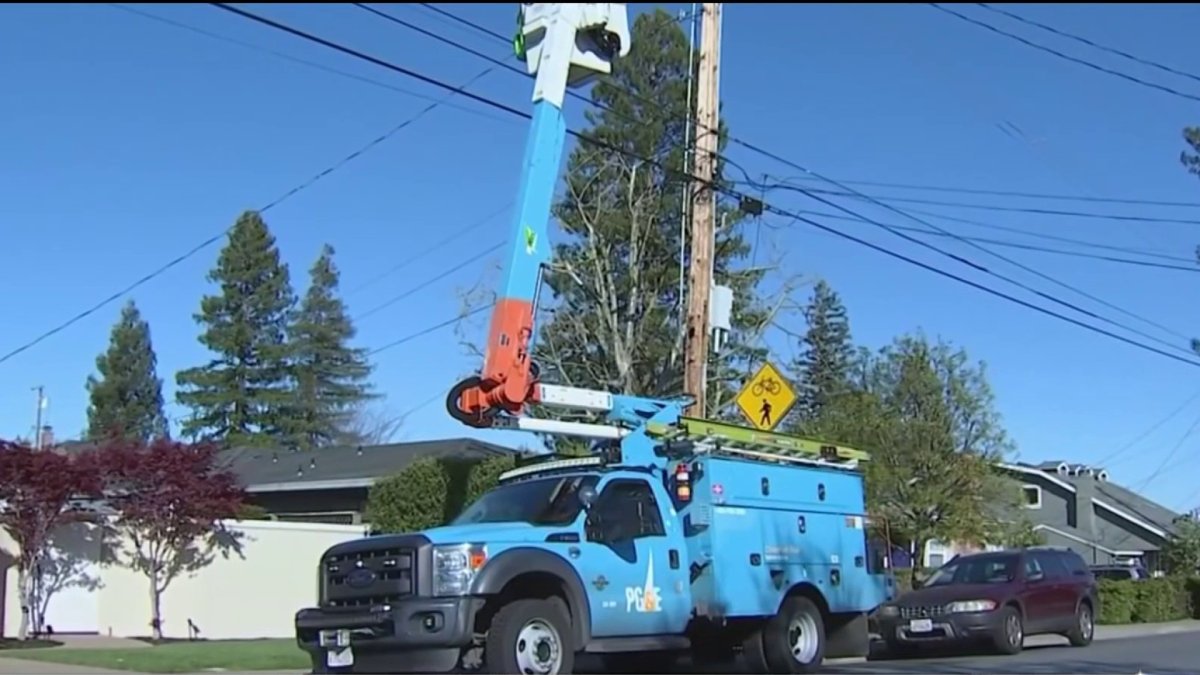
[366, 454, 517, 533]
[1097, 577, 1198, 625]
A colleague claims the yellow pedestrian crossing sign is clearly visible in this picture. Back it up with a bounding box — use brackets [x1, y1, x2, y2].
[735, 362, 796, 431]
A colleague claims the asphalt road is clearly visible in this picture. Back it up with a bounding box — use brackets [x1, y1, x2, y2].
[817, 633, 1195, 674]
[575, 633, 1197, 675]
[1, 632, 1192, 674]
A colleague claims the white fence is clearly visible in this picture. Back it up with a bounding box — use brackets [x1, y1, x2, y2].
[2, 518, 366, 640]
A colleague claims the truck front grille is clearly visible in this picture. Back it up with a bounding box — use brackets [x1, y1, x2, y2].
[323, 546, 414, 608]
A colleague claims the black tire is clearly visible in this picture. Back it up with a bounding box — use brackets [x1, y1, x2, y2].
[741, 627, 771, 674]
[484, 598, 575, 675]
[991, 605, 1024, 655]
[1066, 601, 1095, 647]
[760, 596, 827, 674]
[601, 651, 677, 673]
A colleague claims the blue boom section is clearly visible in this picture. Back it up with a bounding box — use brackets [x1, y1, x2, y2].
[682, 454, 888, 618]
[500, 100, 565, 302]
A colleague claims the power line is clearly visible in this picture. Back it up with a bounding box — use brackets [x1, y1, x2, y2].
[106, 3, 512, 125]
[976, 3, 1200, 88]
[207, 3, 1200, 370]
[1094, 386, 1200, 468]
[928, 4, 1200, 104]
[360, 3, 1194, 350]
[346, 202, 511, 296]
[0, 28, 496, 368]
[764, 173, 1200, 210]
[755, 176, 1195, 349]
[786, 209, 1200, 274]
[355, 241, 504, 322]
[792, 186, 1200, 227]
[368, 303, 493, 356]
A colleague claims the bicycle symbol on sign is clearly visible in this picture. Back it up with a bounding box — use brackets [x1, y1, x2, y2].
[751, 376, 782, 398]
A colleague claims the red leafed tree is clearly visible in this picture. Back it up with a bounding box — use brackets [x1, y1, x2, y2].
[97, 439, 246, 640]
[0, 441, 101, 640]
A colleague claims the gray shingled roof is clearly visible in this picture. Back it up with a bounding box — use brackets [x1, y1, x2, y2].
[219, 438, 515, 489]
[1003, 460, 1181, 548]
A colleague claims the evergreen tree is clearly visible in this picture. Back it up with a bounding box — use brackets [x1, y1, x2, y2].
[533, 10, 768, 422]
[176, 211, 295, 447]
[788, 280, 854, 430]
[286, 244, 375, 449]
[85, 300, 169, 442]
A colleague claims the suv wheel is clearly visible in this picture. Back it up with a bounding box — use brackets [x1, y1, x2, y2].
[991, 605, 1024, 655]
[1066, 601, 1094, 647]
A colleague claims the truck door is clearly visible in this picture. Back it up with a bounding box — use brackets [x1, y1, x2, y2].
[574, 476, 690, 637]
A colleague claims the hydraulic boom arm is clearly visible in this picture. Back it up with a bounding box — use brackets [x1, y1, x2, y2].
[448, 3, 632, 429]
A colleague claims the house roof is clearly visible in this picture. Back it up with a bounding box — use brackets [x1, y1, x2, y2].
[1000, 460, 1180, 544]
[219, 438, 516, 492]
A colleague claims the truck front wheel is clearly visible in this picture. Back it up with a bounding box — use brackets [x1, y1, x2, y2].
[760, 596, 827, 673]
[484, 598, 575, 675]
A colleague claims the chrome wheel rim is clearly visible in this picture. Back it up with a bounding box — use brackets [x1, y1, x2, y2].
[515, 619, 562, 675]
[788, 613, 820, 664]
[1080, 606, 1093, 640]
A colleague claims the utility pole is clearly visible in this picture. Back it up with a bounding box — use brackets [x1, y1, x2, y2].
[32, 386, 45, 449]
[683, 2, 722, 418]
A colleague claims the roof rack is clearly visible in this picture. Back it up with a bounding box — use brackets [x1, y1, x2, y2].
[645, 416, 869, 469]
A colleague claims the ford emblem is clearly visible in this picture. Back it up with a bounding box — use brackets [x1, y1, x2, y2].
[346, 569, 375, 588]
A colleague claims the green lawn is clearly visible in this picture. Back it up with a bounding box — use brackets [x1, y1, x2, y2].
[7, 638, 309, 673]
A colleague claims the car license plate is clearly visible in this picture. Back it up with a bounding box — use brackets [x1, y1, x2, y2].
[327, 647, 355, 668]
[909, 618, 933, 633]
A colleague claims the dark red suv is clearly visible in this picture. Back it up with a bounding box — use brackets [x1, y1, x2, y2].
[875, 547, 1098, 656]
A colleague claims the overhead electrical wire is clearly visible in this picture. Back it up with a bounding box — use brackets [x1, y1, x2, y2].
[0, 25, 497, 367]
[975, 3, 1200, 87]
[756, 173, 1200, 210]
[750, 174, 1194, 348]
[107, 3, 512, 124]
[200, 2, 1200, 370]
[361, 2, 1195, 348]
[784, 209, 1200, 274]
[787, 187, 1200, 227]
[927, 4, 1200, 104]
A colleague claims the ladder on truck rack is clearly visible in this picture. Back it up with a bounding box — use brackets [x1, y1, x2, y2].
[645, 416, 870, 470]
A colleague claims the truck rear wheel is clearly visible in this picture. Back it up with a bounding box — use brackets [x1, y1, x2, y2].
[760, 596, 826, 673]
[484, 598, 575, 675]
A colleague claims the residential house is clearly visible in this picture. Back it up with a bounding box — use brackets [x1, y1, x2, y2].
[220, 437, 516, 525]
[919, 460, 1181, 570]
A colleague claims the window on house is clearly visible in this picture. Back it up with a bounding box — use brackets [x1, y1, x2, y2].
[1022, 485, 1042, 509]
[928, 553, 945, 568]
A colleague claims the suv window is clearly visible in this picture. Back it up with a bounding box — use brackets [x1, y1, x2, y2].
[588, 479, 666, 542]
[1058, 550, 1091, 577]
[1032, 551, 1070, 580]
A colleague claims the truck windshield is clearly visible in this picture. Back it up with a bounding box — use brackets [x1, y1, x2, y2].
[923, 554, 1019, 587]
[452, 474, 599, 527]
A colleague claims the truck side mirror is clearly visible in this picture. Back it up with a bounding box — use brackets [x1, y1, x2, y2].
[578, 485, 597, 510]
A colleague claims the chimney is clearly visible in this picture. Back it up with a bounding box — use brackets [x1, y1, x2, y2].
[1074, 469, 1098, 541]
[38, 425, 54, 450]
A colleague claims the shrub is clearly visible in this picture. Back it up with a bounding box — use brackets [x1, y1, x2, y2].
[366, 454, 516, 533]
[1097, 579, 1136, 624]
[1097, 577, 1196, 624]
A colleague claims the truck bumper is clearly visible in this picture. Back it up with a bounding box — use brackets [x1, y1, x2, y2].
[295, 597, 483, 673]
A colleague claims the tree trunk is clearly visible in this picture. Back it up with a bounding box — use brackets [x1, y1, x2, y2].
[149, 577, 163, 641]
[16, 566, 32, 640]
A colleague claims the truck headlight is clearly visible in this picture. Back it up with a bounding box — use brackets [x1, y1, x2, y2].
[432, 544, 488, 596]
[946, 600, 997, 613]
[878, 604, 899, 617]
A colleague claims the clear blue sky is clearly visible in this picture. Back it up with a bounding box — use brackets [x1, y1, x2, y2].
[4, 3, 1200, 512]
